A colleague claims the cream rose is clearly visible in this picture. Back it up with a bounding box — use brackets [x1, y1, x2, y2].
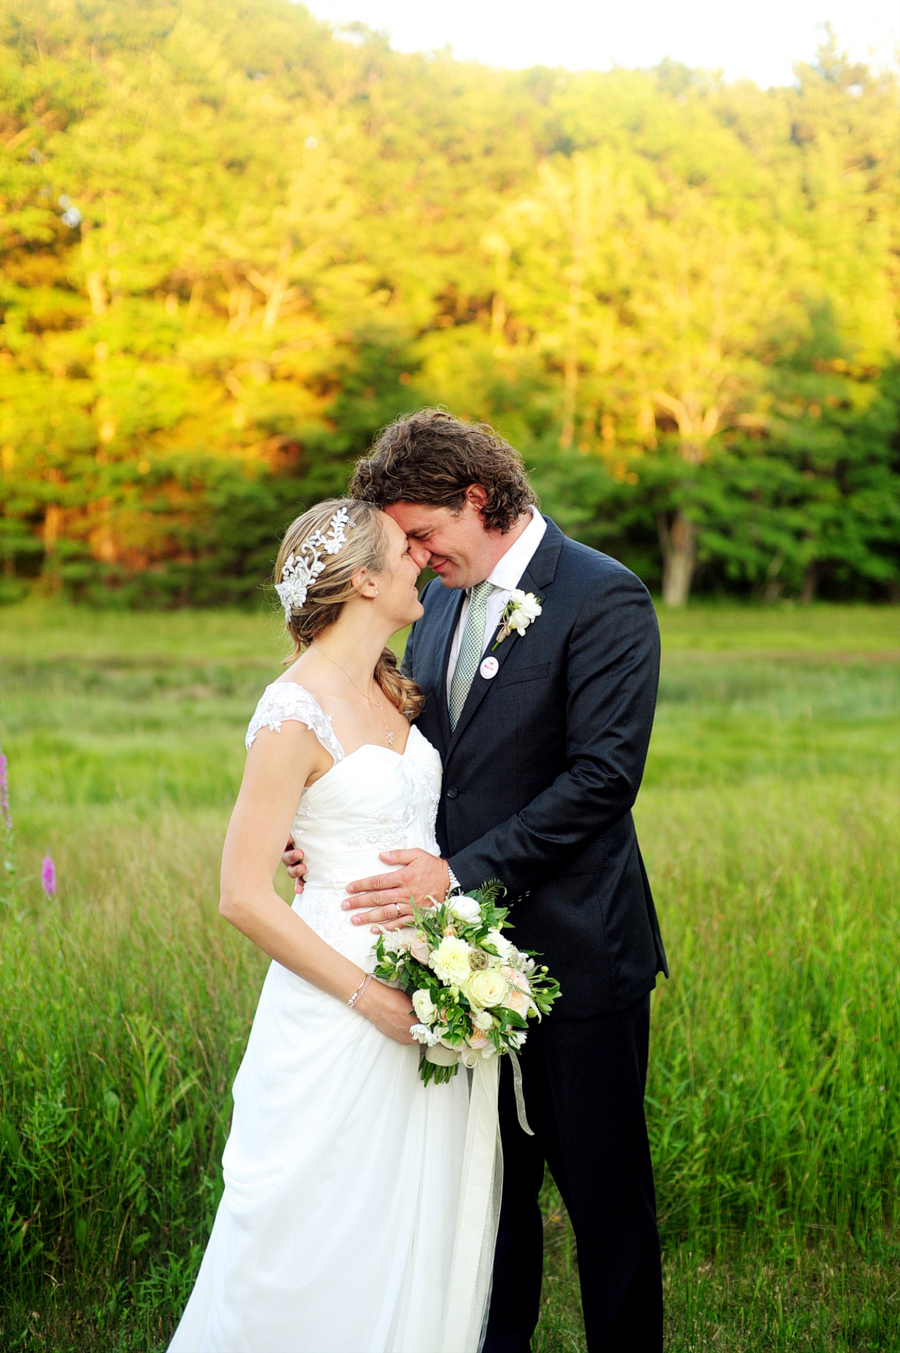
[466, 1023, 492, 1051]
[465, 968, 509, 1008]
[409, 935, 430, 964]
[501, 967, 536, 1017]
[505, 986, 534, 1017]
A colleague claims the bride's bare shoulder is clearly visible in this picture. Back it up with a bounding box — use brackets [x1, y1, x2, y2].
[271, 659, 338, 707]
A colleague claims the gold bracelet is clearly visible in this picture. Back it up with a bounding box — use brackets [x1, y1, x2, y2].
[347, 972, 373, 1008]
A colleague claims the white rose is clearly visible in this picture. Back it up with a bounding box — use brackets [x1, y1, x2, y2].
[485, 928, 515, 961]
[506, 591, 542, 635]
[449, 895, 482, 924]
[412, 989, 437, 1024]
[465, 968, 509, 1009]
[511, 589, 542, 620]
[430, 936, 473, 986]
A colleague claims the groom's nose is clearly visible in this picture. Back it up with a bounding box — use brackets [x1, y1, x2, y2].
[408, 540, 431, 568]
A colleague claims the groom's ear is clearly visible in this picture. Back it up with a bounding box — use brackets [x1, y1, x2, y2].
[464, 484, 489, 514]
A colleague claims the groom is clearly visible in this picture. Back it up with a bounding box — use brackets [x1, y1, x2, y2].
[288, 408, 667, 1351]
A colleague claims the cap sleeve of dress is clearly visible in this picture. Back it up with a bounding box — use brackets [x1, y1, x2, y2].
[245, 683, 344, 765]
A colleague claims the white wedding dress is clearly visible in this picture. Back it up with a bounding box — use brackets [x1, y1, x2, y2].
[169, 682, 499, 1353]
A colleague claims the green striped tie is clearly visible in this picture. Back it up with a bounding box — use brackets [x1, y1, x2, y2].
[449, 580, 494, 730]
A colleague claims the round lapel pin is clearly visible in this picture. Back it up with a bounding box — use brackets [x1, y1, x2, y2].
[480, 656, 499, 680]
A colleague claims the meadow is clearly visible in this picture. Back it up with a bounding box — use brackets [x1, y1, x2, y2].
[1, 599, 898, 1352]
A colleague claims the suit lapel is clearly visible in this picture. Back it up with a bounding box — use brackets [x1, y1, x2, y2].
[445, 519, 564, 756]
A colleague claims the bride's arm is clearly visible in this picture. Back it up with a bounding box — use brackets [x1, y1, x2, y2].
[219, 721, 417, 1044]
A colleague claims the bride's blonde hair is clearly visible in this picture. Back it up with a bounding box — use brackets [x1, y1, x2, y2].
[275, 498, 424, 720]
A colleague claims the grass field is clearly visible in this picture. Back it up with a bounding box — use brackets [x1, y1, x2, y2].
[1, 599, 898, 1352]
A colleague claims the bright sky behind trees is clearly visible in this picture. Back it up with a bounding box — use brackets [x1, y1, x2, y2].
[305, 0, 898, 87]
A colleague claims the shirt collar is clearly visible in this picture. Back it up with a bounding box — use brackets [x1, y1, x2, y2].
[482, 506, 547, 593]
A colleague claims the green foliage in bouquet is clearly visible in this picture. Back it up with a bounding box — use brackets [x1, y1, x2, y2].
[373, 881, 561, 1085]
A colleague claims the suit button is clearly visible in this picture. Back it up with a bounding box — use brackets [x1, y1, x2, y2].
[446, 786, 458, 799]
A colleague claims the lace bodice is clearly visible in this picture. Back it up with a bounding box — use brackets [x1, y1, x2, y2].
[246, 682, 443, 968]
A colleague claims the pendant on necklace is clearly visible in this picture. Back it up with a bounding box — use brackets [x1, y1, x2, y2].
[386, 730, 394, 746]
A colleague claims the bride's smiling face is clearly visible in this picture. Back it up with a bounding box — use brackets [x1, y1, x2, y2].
[370, 512, 423, 627]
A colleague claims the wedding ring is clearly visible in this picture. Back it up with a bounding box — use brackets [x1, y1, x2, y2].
[395, 903, 402, 917]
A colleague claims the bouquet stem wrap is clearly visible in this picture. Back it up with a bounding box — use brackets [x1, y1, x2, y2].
[439, 1057, 503, 1353]
[425, 1043, 463, 1068]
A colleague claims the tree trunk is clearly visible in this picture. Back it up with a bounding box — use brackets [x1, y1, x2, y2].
[42, 504, 62, 589]
[86, 270, 107, 316]
[657, 510, 696, 606]
[763, 551, 785, 603]
[800, 561, 819, 604]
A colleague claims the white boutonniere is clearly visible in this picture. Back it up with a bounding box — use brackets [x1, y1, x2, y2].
[493, 589, 543, 649]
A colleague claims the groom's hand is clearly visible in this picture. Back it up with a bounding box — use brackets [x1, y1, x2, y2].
[281, 836, 307, 894]
[343, 849, 448, 930]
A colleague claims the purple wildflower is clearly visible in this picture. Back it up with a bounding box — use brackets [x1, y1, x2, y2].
[41, 855, 56, 897]
[0, 752, 10, 832]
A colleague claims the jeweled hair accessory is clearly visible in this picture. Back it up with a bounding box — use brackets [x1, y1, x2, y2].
[275, 506, 353, 621]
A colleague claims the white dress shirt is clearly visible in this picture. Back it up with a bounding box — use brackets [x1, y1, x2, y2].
[445, 506, 547, 704]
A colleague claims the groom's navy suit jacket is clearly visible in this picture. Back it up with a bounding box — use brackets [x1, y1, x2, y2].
[403, 517, 667, 1020]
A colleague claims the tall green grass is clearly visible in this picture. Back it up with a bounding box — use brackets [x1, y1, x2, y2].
[1, 601, 898, 1351]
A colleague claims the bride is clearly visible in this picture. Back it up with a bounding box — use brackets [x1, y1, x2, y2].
[168, 499, 498, 1353]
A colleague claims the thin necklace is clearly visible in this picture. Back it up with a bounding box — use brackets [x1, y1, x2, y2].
[311, 644, 395, 747]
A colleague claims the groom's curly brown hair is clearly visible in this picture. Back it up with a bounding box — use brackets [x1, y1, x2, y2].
[349, 408, 537, 533]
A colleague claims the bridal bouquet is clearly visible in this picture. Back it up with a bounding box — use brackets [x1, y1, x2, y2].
[373, 881, 560, 1085]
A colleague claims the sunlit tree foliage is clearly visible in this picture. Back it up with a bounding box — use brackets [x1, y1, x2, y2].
[1, 2, 897, 603]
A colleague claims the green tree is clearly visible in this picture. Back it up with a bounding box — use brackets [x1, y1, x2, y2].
[1, 3, 896, 604]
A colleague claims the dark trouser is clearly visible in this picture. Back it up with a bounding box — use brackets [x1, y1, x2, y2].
[483, 996, 663, 1353]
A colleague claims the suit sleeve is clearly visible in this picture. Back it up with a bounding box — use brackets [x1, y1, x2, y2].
[446, 568, 659, 895]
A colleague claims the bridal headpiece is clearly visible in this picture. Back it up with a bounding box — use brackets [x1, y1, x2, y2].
[275, 506, 353, 620]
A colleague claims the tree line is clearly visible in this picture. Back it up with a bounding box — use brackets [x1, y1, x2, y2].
[1, 0, 897, 605]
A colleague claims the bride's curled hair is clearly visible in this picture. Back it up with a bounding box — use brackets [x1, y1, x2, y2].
[275, 498, 424, 721]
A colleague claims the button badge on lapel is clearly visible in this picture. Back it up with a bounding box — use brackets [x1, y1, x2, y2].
[479, 656, 499, 680]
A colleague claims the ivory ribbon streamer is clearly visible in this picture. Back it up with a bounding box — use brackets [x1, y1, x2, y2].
[509, 1050, 534, 1135]
[439, 1056, 503, 1353]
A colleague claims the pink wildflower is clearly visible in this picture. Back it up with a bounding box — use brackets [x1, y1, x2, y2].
[0, 752, 10, 832]
[41, 855, 56, 897]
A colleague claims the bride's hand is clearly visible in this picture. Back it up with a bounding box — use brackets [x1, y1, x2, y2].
[355, 980, 418, 1046]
